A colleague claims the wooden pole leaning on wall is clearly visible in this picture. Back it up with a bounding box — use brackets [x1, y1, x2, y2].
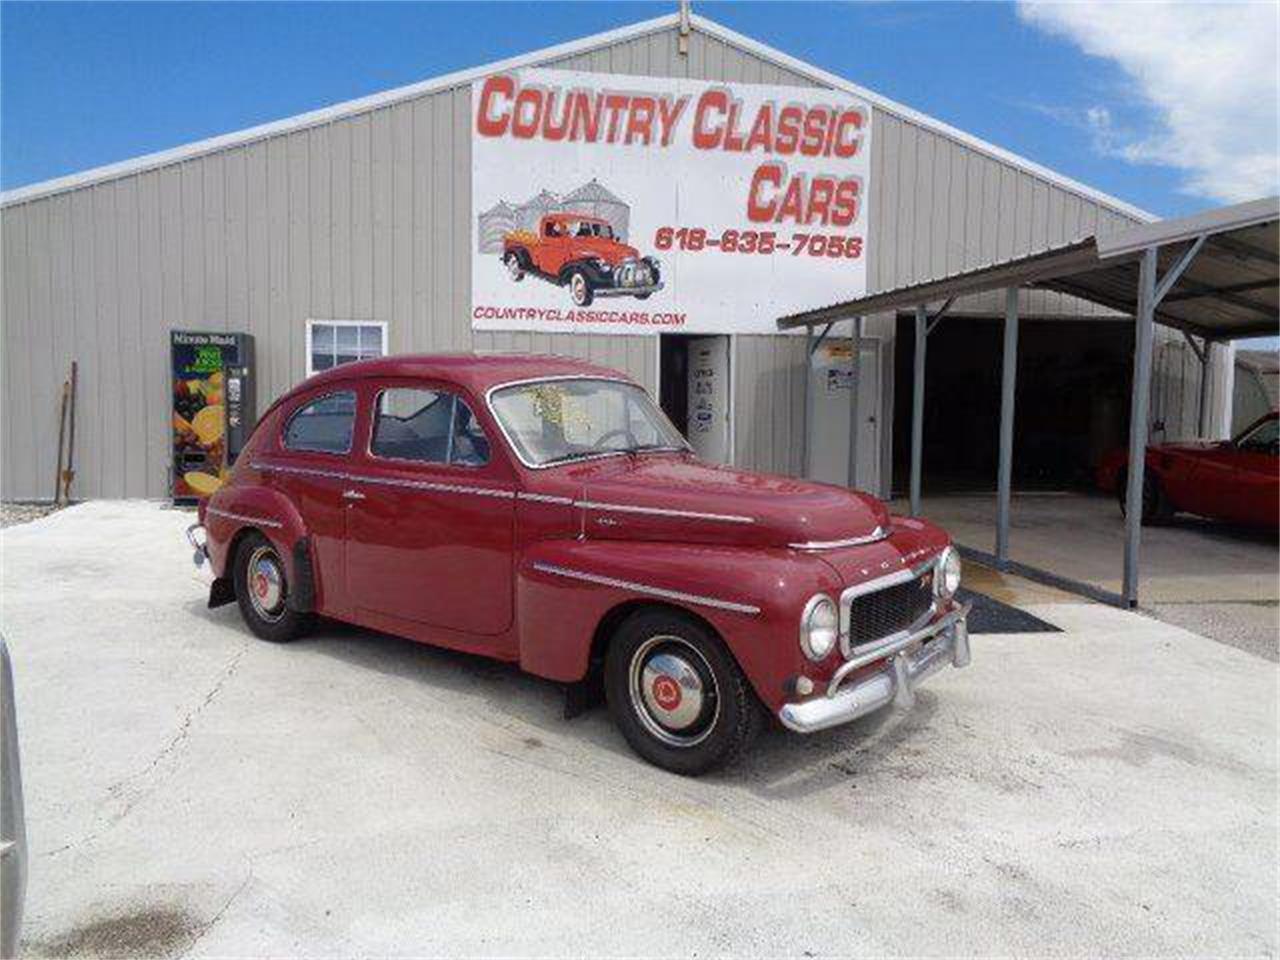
[53, 380, 69, 503]
[59, 362, 78, 505]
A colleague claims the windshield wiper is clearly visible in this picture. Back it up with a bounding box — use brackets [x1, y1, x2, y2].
[538, 451, 595, 466]
[628, 443, 690, 455]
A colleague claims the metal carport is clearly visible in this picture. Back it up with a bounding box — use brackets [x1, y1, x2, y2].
[779, 196, 1280, 607]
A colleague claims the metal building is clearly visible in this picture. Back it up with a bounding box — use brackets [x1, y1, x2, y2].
[0, 11, 1232, 500]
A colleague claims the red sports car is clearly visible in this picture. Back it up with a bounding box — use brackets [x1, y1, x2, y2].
[1096, 411, 1279, 528]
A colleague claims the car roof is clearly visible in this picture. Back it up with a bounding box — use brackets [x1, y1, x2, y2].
[276, 353, 634, 408]
[546, 213, 607, 223]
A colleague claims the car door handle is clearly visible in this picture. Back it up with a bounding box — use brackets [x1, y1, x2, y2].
[342, 488, 365, 501]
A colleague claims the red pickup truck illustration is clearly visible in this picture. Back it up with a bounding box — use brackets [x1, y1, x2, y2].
[502, 213, 663, 307]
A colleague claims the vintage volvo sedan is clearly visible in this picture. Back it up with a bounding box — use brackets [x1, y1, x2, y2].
[188, 355, 970, 775]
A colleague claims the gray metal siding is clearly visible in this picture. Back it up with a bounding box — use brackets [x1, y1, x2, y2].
[0, 22, 1156, 497]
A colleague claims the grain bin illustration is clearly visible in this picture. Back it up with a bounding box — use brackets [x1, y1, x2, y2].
[477, 180, 632, 253]
[476, 201, 517, 254]
[560, 179, 630, 241]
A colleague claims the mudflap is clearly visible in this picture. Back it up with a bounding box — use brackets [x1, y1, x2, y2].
[564, 670, 605, 720]
[208, 577, 235, 609]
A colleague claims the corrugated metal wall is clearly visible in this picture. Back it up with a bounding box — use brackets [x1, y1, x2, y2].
[0, 20, 1169, 498]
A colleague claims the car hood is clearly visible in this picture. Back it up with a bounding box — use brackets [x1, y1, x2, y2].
[573, 455, 890, 548]
[573, 237, 641, 263]
[1152, 440, 1228, 456]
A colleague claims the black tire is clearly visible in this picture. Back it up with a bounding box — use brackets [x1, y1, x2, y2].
[232, 531, 312, 643]
[635, 292, 652, 300]
[567, 268, 594, 307]
[503, 251, 525, 282]
[1118, 472, 1172, 525]
[604, 608, 763, 776]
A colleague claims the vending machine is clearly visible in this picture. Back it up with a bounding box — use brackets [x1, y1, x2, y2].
[170, 330, 256, 502]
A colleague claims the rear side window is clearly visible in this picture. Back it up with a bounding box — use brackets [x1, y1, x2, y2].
[283, 391, 357, 454]
[371, 388, 490, 466]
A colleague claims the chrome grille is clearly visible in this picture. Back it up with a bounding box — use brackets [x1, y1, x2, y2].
[616, 259, 653, 287]
[842, 569, 934, 652]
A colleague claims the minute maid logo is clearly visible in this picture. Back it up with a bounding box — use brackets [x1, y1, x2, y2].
[172, 331, 237, 348]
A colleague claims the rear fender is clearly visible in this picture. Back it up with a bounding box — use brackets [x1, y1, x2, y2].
[516, 539, 840, 712]
[204, 485, 309, 591]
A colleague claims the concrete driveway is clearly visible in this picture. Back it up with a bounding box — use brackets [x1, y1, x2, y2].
[2, 502, 1276, 957]
[904, 492, 1279, 660]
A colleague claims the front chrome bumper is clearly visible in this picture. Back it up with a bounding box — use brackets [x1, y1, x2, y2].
[778, 605, 971, 734]
[595, 281, 664, 298]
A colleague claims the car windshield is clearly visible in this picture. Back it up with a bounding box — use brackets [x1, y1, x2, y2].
[489, 378, 687, 467]
[1235, 416, 1279, 454]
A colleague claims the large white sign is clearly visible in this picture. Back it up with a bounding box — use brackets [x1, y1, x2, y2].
[471, 69, 871, 335]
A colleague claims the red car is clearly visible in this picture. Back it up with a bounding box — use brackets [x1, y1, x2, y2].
[188, 355, 969, 774]
[1097, 411, 1279, 527]
[502, 213, 663, 307]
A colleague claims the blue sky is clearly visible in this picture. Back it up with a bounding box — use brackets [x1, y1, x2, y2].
[2, 1, 1276, 341]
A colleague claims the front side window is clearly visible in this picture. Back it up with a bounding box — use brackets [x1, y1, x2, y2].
[371, 388, 490, 466]
[308, 321, 385, 376]
[283, 391, 356, 454]
[489, 378, 686, 468]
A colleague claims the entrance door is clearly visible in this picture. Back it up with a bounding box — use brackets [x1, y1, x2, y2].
[685, 336, 732, 463]
[807, 337, 881, 493]
[660, 334, 732, 464]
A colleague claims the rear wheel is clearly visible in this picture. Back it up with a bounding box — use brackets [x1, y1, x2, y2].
[605, 608, 762, 776]
[233, 532, 312, 643]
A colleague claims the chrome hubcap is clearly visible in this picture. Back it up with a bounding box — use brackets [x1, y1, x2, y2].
[246, 545, 285, 623]
[629, 636, 719, 747]
[506, 254, 522, 278]
[571, 274, 587, 304]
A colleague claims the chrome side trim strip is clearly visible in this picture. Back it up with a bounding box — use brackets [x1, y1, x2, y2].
[518, 492, 575, 506]
[531, 562, 761, 616]
[576, 501, 754, 525]
[789, 526, 889, 550]
[251, 460, 516, 500]
[206, 506, 283, 529]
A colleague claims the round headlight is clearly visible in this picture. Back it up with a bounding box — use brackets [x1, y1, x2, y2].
[799, 594, 839, 661]
[935, 546, 962, 598]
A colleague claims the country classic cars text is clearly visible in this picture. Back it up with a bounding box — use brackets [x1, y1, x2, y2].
[474, 73, 866, 227]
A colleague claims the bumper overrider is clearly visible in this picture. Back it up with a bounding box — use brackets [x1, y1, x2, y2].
[779, 604, 971, 734]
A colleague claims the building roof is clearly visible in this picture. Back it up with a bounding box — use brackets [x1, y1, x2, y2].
[776, 197, 1279, 341]
[0, 12, 1154, 221]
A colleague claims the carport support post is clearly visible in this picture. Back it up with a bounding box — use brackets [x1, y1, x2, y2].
[910, 305, 927, 516]
[1197, 339, 1213, 438]
[1123, 246, 1158, 607]
[996, 287, 1019, 566]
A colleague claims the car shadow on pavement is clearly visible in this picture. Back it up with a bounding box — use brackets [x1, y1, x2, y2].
[184, 600, 958, 788]
[280, 617, 644, 763]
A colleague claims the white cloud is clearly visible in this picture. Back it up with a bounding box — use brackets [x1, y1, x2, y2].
[1017, 1, 1280, 203]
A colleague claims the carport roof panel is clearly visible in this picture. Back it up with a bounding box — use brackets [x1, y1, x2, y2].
[778, 196, 1279, 340]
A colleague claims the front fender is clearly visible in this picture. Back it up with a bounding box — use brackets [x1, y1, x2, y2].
[516, 539, 841, 712]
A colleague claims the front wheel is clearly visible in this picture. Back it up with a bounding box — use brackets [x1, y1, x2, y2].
[233, 532, 312, 642]
[1118, 472, 1172, 525]
[503, 251, 525, 282]
[605, 609, 762, 776]
[567, 269, 594, 307]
